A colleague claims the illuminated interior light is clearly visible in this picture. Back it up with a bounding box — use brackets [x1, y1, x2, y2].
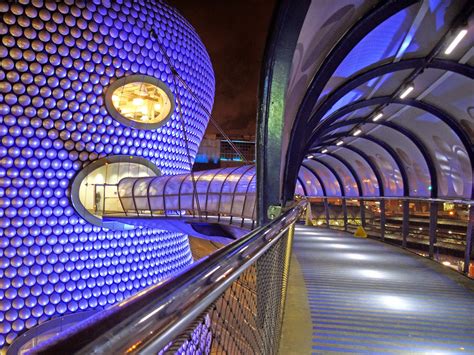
[133, 97, 144, 106]
[399, 85, 414, 99]
[372, 112, 383, 122]
[321, 149, 328, 154]
[307, 155, 314, 159]
[353, 129, 362, 136]
[336, 140, 344, 146]
[107, 77, 175, 129]
[444, 29, 468, 55]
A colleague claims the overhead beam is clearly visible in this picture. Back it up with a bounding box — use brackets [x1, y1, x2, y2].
[283, 0, 420, 202]
[316, 119, 438, 197]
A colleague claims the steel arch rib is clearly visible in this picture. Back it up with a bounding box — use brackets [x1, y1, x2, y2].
[318, 154, 363, 197]
[308, 96, 474, 176]
[315, 119, 438, 197]
[301, 162, 328, 197]
[363, 136, 409, 197]
[283, 0, 420, 201]
[334, 146, 385, 196]
[309, 58, 474, 130]
[296, 176, 309, 196]
[309, 159, 345, 197]
[313, 135, 409, 196]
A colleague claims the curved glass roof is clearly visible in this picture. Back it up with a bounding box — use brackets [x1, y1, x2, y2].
[286, 0, 473, 200]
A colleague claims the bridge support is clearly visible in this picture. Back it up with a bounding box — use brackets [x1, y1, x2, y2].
[343, 199, 348, 231]
[429, 201, 438, 259]
[464, 206, 474, 274]
[402, 200, 410, 248]
[380, 199, 386, 241]
[256, 0, 311, 226]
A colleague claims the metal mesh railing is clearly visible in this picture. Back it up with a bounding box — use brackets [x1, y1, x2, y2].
[159, 232, 292, 355]
[307, 197, 474, 276]
[31, 201, 305, 355]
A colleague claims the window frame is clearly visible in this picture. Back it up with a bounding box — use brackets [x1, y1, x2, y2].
[105, 74, 176, 130]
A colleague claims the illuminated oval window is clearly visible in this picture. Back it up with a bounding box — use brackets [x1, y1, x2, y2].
[105, 75, 175, 129]
[71, 156, 161, 229]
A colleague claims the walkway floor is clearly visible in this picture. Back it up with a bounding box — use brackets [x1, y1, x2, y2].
[280, 226, 474, 354]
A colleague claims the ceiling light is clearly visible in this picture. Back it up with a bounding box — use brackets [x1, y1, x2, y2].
[372, 112, 383, 122]
[321, 149, 328, 154]
[399, 84, 414, 99]
[306, 155, 314, 159]
[336, 140, 344, 146]
[444, 29, 468, 55]
[353, 129, 362, 136]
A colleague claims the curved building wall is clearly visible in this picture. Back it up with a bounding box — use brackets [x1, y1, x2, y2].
[0, 1, 215, 347]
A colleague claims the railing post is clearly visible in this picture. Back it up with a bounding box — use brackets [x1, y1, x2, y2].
[463, 206, 474, 274]
[342, 198, 348, 231]
[428, 201, 438, 259]
[360, 199, 366, 228]
[380, 199, 386, 241]
[324, 198, 330, 227]
[402, 199, 409, 248]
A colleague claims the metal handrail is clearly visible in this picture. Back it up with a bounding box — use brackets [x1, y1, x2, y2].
[308, 196, 474, 205]
[31, 200, 306, 354]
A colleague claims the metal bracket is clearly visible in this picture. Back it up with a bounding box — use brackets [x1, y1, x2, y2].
[267, 205, 282, 220]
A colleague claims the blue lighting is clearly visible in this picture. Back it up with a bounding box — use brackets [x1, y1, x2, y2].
[0, 0, 215, 348]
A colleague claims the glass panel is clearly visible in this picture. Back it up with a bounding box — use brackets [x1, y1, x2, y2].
[346, 199, 362, 232]
[363, 200, 382, 236]
[298, 166, 323, 196]
[79, 161, 156, 218]
[332, 148, 379, 196]
[421, 72, 474, 143]
[392, 105, 472, 198]
[111, 82, 173, 125]
[308, 198, 326, 226]
[433, 202, 469, 271]
[295, 180, 305, 196]
[348, 139, 404, 196]
[327, 198, 344, 230]
[384, 199, 405, 242]
[405, 200, 431, 254]
[304, 160, 342, 196]
[369, 124, 431, 196]
[318, 6, 415, 105]
[315, 154, 359, 196]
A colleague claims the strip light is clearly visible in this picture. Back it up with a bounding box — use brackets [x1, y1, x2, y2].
[353, 129, 362, 136]
[321, 149, 328, 154]
[336, 140, 344, 146]
[307, 155, 314, 159]
[399, 85, 414, 99]
[372, 112, 383, 122]
[444, 29, 468, 55]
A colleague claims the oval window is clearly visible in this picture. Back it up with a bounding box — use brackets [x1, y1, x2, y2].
[105, 75, 175, 130]
[71, 156, 161, 228]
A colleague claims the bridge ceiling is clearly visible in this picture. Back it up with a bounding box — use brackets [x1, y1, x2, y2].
[284, 0, 474, 200]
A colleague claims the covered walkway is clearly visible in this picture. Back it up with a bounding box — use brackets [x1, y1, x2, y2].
[281, 226, 474, 354]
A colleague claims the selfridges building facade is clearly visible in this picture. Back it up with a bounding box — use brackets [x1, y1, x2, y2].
[0, 0, 215, 347]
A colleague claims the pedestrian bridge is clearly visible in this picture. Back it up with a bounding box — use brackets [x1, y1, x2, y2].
[6, 0, 473, 354]
[25, 201, 474, 354]
[281, 226, 474, 354]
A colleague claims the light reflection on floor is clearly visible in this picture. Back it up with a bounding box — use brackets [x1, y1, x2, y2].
[292, 225, 474, 354]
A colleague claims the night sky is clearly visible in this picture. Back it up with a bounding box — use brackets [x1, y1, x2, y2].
[168, 0, 276, 138]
